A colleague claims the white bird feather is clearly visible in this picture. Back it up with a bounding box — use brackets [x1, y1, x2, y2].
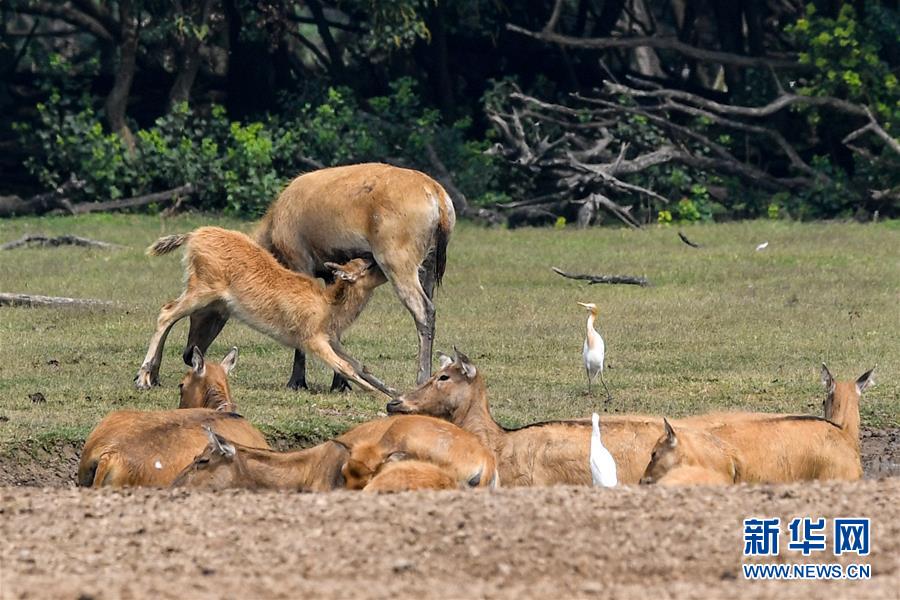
[590, 413, 617, 487]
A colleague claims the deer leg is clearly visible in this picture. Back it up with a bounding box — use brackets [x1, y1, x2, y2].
[136, 292, 215, 389]
[183, 303, 229, 365]
[330, 370, 352, 393]
[378, 257, 434, 385]
[286, 349, 309, 391]
[305, 337, 390, 397]
[331, 339, 396, 397]
[419, 254, 438, 383]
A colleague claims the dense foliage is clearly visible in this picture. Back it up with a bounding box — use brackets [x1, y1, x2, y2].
[1, 0, 897, 222]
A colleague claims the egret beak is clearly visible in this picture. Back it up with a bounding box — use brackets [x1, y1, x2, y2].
[577, 302, 590, 308]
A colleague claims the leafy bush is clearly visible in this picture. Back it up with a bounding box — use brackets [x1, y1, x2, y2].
[16, 78, 503, 215]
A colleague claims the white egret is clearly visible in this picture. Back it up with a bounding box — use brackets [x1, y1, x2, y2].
[590, 413, 617, 487]
[577, 301, 610, 401]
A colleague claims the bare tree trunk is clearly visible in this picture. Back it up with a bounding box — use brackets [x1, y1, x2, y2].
[105, 0, 138, 152]
[168, 0, 215, 108]
[306, 0, 344, 80]
[429, 0, 454, 117]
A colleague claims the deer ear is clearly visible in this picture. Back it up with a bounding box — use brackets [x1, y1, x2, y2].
[384, 451, 411, 463]
[204, 426, 235, 458]
[331, 439, 352, 454]
[191, 346, 205, 375]
[453, 347, 477, 380]
[663, 418, 677, 448]
[856, 367, 875, 394]
[220, 347, 238, 374]
[437, 352, 453, 369]
[821, 363, 835, 394]
[325, 261, 356, 282]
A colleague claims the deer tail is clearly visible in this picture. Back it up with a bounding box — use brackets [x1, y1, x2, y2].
[147, 233, 190, 256]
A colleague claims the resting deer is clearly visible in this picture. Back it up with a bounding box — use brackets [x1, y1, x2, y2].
[172, 415, 493, 491]
[178, 346, 238, 411]
[334, 415, 497, 490]
[77, 409, 269, 487]
[135, 227, 395, 398]
[387, 350, 669, 485]
[639, 419, 741, 486]
[701, 365, 873, 482]
[363, 460, 460, 492]
[183, 163, 456, 390]
[642, 366, 873, 484]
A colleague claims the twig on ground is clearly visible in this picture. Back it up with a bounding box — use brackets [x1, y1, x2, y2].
[551, 266, 650, 287]
[0, 234, 122, 251]
[678, 231, 701, 248]
[0, 293, 116, 309]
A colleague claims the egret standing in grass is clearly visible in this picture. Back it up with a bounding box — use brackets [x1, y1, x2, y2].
[577, 302, 611, 401]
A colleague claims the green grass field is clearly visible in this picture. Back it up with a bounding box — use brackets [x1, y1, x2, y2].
[0, 214, 897, 455]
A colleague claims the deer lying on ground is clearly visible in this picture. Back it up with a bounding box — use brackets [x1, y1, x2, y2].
[335, 415, 497, 490]
[387, 350, 669, 485]
[697, 365, 872, 482]
[639, 419, 741, 486]
[77, 409, 269, 487]
[178, 346, 238, 411]
[135, 226, 395, 397]
[173, 415, 494, 492]
[183, 163, 456, 390]
[363, 460, 459, 492]
[641, 366, 873, 484]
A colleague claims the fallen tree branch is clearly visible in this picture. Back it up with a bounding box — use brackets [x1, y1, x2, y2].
[0, 234, 121, 250]
[551, 266, 649, 287]
[678, 231, 701, 248]
[67, 184, 194, 214]
[0, 293, 115, 308]
[0, 178, 81, 218]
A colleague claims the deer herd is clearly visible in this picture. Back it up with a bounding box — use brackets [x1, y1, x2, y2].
[75, 162, 876, 493]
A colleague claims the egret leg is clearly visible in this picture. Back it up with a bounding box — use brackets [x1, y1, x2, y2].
[599, 371, 612, 403]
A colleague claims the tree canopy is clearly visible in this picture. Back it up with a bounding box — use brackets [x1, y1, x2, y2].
[1, 0, 897, 223]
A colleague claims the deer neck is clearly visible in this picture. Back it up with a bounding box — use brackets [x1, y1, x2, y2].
[326, 282, 373, 333]
[240, 444, 339, 491]
[830, 383, 861, 451]
[457, 381, 505, 455]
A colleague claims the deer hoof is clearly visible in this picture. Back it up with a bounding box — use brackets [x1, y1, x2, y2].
[134, 368, 157, 390]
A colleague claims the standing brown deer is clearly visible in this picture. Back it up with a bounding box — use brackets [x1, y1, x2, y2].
[135, 227, 395, 397]
[183, 163, 456, 390]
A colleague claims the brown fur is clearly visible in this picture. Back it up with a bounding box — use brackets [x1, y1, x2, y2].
[188, 163, 455, 387]
[642, 367, 874, 484]
[136, 227, 394, 396]
[388, 352, 667, 485]
[336, 415, 497, 490]
[172, 416, 490, 491]
[178, 347, 237, 411]
[657, 466, 733, 486]
[363, 460, 459, 493]
[77, 409, 269, 487]
[640, 420, 741, 485]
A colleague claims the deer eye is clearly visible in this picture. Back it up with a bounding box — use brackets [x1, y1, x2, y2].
[197, 457, 209, 465]
[178, 383, 184, 390]
[438, 374, 450, 381]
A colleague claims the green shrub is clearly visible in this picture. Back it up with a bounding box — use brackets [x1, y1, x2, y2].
[16, 79, 503, 215]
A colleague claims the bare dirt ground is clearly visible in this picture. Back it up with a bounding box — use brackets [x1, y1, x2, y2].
[1, 429, 898, 599]
[2, 480, 898, 600]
